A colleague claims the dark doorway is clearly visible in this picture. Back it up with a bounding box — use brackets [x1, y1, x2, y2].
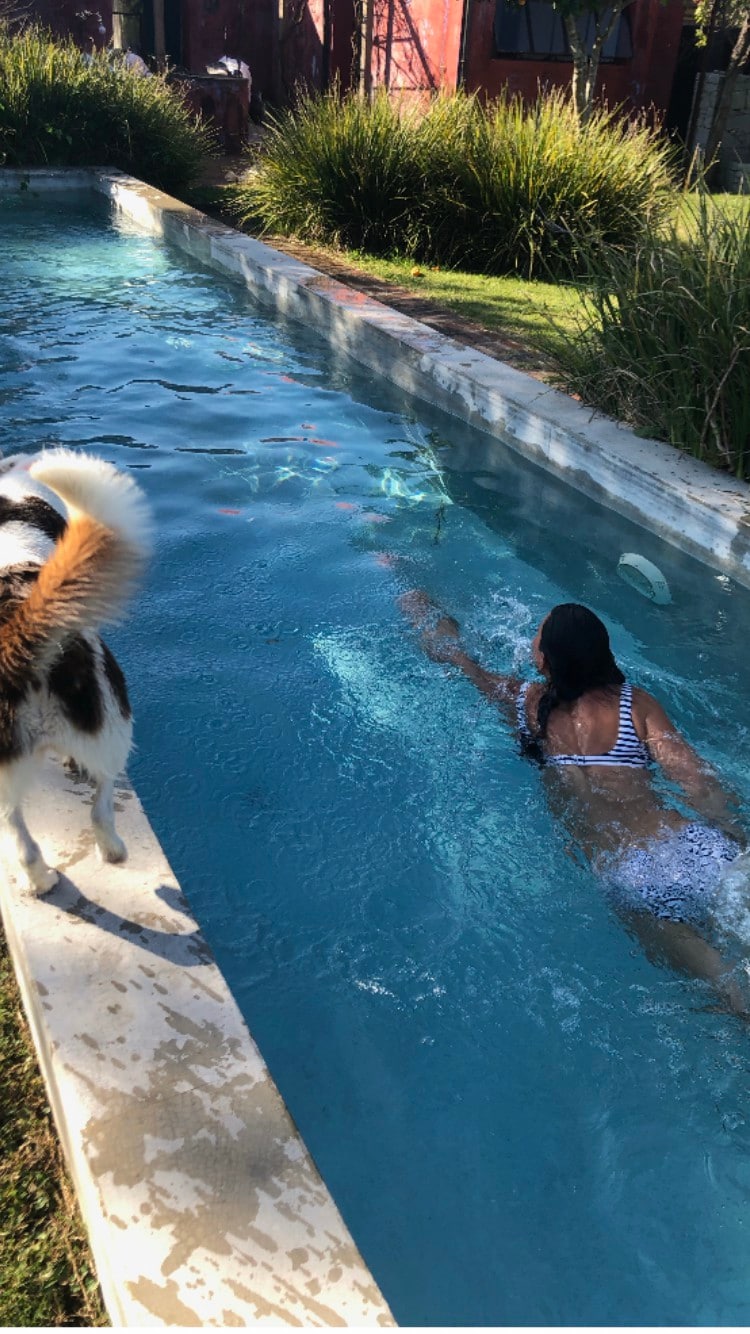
[141, 0, 182, 64]
[164, 0, 182, 66]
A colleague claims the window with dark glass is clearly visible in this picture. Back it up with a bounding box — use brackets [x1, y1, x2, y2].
[493, 1, 634, 61]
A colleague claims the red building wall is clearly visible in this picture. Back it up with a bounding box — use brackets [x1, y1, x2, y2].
[369, 0, 464, 91]
[462, 0, 684, 112]
[22, 0, 685, 116]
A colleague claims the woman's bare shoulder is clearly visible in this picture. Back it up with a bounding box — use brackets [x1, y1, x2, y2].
[631, 684, 657, 707]
[630, 685, 674, 734]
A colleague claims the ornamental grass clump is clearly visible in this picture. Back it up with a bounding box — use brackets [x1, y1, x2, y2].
[553, 193, 750, 478]
[458, 90, 675, 277]
[405, 89, 675, 277]
[0, 24, 214, 192]
[240, 86, 676, 278]
[239, 85, 422, 253]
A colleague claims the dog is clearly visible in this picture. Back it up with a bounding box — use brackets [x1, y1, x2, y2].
[0, 449, 151, 893]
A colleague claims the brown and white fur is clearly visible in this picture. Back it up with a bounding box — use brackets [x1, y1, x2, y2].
[0, 449, 151, 893]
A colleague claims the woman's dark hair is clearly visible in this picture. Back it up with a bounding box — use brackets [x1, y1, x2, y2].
[526, 603, 624, 757]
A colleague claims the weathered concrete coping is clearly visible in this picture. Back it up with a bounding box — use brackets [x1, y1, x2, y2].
[3, 166, 750, 585]
[0, 761, 394, 1327]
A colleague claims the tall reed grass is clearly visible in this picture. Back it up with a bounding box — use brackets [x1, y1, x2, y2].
[553, 193, 750, 477]
[238, 87, 676, 278]
[0, 25, 214, 192]
[240, 87, 422, 255]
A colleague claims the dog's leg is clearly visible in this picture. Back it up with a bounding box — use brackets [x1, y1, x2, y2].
[91, 775, 127, 864]
[3, 806, 58, 893]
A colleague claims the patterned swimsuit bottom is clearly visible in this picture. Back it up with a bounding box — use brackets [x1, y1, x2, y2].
[598, 822, 741, 925]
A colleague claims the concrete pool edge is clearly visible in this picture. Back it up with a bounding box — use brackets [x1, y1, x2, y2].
[0, 761, 394, 1328]
[4, 166, 750, 586]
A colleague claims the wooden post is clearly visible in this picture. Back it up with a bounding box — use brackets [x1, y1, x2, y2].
[112, 1, 142, 51]
[152, 0, 166, 64]
[360, 0, 374, 95]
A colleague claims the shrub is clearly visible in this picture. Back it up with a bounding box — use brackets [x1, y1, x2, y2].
[552, 193, 750, 477]
[239, 86, 676, 278]
[417, 89, 676, 277]
[0, 24, 214, 193]
[239, 85, 422, 253]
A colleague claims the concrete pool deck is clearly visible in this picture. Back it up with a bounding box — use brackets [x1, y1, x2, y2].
[0, 760, 394, 1327]
[1, 165, 750, 1326]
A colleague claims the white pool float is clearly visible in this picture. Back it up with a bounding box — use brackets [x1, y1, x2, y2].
[617, 552, 671, 605]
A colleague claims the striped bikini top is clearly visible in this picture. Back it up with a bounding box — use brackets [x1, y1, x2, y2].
[517, 681, 651, 768]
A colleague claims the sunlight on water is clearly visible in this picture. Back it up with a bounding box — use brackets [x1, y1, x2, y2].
[3, 192, 750, 1325]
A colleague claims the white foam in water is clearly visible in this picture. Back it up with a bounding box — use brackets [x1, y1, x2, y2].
[314, 632, 432, 745]
[314, 629, 551, 911]
[713, 851, 750, 944]
[479, 593, 537, 674]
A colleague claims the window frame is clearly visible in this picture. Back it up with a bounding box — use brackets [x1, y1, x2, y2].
[492, 1, 634, 63]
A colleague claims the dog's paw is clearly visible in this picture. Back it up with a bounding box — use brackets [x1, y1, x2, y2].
[27, 860, 59, 895]
[96, 833, 127, 865]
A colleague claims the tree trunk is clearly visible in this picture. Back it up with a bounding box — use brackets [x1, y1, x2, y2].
[563, 2, 630, 122]
[684, 0, 723, 168]
[703, 9, 750, 175]
[563, 14, 598, 119]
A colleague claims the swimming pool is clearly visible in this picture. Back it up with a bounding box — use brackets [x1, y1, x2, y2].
[3, 189, 750, 1326]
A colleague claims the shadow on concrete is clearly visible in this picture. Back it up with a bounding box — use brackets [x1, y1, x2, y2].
[44, 874, 214, 968]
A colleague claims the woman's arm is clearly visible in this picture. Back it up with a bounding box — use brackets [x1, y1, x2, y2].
[636, 689, 745, 840]
[399, 590, 523, 721]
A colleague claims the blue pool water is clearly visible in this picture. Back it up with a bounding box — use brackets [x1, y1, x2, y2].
[4, 191, 750, 1325]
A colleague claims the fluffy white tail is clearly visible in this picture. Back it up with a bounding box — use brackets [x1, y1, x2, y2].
[30, 449, 152, 556]
[0, 450, 152, 690]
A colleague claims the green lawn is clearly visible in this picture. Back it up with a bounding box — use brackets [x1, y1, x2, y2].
[186, 183, 585, 367]
[189, 183, 748, 375]
[676, 190, 749, 237]
[329, 250, 584, 361]
[288, 192, 749, 362]
[0, 931, 108, 1327]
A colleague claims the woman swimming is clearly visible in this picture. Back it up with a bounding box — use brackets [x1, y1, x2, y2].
[400, 592, 748, 1014]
